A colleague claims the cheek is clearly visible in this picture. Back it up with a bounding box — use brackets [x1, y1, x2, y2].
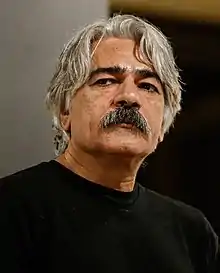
[71, 103, 92, 135]
[145, 100, 164, 134]
[70, 92, 107, 136]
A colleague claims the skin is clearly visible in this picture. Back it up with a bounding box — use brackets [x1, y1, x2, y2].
[57, 37, 164, 192]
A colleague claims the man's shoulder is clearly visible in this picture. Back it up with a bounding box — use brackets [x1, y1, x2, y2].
[142, 186, 219, 267]
[142, 186, 202, 220]
[0, 161, 56, 199]
[1, 161, 53, 182]
[142, 186, 217, 240]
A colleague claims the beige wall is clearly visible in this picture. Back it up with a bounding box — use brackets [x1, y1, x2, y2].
[0, 0, 108, 177]
[110, 0, 220, 23]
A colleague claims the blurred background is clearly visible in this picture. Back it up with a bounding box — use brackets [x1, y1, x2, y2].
[0, 0, 219, 247]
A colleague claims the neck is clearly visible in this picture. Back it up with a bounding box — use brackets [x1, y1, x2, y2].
[56, 144, 144, 192]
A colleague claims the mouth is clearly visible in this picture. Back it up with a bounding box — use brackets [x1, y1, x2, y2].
[102, 122, 146, 134]
[115, 123, 134, 129]
[108, 123, 139, 132]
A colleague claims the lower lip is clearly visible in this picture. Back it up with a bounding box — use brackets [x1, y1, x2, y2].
[115, 123, 133, 129]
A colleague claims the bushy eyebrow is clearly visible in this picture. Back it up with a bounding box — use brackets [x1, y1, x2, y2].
[89, 65, 161, 83]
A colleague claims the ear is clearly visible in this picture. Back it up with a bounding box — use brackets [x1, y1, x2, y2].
[60, 110, 71, 132]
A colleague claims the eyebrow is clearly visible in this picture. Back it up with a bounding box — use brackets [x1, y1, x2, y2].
[89, 65, 161, 83]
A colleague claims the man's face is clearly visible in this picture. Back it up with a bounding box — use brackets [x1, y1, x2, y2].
[62, 37, 164, 158]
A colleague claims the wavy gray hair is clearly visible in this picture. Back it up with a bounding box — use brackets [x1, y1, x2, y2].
[45, 14, 182, 156]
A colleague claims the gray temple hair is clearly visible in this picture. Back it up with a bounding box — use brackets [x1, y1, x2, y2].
[45, 14, 182, 156]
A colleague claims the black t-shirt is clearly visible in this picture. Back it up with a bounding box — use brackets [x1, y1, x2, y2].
[0, 160, 218, 273]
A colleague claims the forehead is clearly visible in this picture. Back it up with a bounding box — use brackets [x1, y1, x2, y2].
[91, 37, 152, 71]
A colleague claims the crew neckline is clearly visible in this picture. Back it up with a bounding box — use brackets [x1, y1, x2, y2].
[49, 160, 140, 207]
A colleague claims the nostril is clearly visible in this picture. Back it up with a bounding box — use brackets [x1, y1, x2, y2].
[116, 100, 128, 107]
[132, 102, 140, 109]
[116, 100, 140, 109]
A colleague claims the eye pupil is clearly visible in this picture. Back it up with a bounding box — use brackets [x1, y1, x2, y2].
[139, 82, 158, 93]
[96, 78, 114, 86]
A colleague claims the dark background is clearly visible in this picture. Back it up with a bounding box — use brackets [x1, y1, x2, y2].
[111, 10, 220, 238]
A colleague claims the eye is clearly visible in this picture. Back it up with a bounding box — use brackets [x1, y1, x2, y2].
[138, 82, 159, 93]
[93, 78, 118, 86]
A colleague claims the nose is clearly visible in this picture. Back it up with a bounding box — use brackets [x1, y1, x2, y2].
[114, 79, 141, 109]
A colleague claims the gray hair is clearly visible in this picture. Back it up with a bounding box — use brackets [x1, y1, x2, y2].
[45, 14, 182, 156]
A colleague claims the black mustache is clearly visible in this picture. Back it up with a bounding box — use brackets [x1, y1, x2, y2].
[100, 107, 150, 135]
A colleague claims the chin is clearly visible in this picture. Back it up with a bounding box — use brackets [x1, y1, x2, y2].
[97, 136, 149, 157]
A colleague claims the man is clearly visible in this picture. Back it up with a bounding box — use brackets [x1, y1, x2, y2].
[0, 14, 218, 273]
